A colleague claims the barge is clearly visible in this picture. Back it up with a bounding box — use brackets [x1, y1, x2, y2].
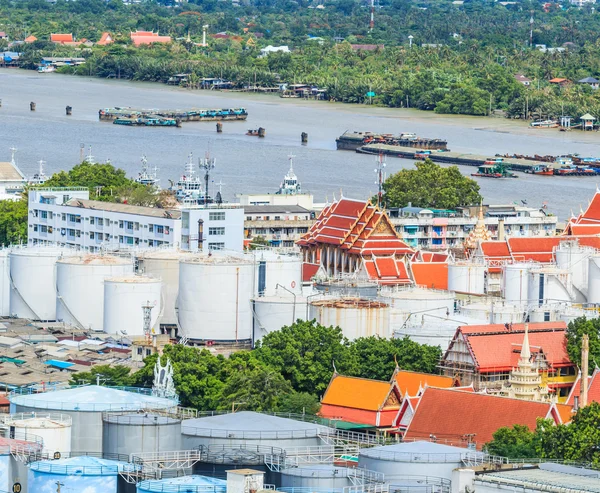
[99, 107, 248, 122]
[336, 131, 447, 151]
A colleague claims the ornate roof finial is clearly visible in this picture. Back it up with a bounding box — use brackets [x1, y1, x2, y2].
[332, 360, 338, 375]
[152, 357, 178, 401]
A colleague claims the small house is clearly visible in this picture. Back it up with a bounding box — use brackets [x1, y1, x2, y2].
[50, 33, 74, 44]
[97, 32, 114, 46]
[0, 32, 7, 40]
[578, 77, 599, 90]
[580, 113, 596, 131]
[514, 74, 531, 86]
[549, 77, 570, 86]
[24, 35, 37, 43]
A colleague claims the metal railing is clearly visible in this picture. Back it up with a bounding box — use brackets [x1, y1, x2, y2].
[386, 475, 451, 493]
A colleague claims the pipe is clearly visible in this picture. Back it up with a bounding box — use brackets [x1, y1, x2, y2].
[276, 284, 296, 325]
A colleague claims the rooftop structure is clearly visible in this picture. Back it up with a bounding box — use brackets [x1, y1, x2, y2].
[50, 33, 74, 43]
[130, 31, 172, 46]
[404, 387, 564, 449]
[298, 198, 414, 284]
[566, 368, 600, 408]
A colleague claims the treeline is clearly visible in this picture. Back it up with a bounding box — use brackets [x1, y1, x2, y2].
[73, 321, 442, 412]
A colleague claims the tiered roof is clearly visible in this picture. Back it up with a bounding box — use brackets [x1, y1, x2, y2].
[565, 368, 600, 406]
[50, 33, 74, 43]
[444, 322, 571, 373]
[404, 387, 563, 449]
[321, 374, 401, 411]
[394, 369, 454, 396]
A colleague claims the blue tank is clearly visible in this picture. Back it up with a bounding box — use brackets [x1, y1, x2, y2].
[28, 456, 131, 493]
[137, 475, 227, 492]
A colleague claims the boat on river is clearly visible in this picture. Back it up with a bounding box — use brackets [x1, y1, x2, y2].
[135, 155, 160, 188]
[99, 107, 247, 122]
[113, 117, 180, 127]
[168, 152, 212, 204]
[336, 131, 447, 151]
[472, 163, 517, 178]
[524, 165, 554, 176]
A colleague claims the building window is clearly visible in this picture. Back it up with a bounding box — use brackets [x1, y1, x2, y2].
[127, 236, 134, 245]
[90, 232, 95, 240]
[40, 225, 47, 233]
[119, 220, 124, 229]
[208, 242, 225, 250]
[209, 227, 225, 236]
[137, 347, 143, 355]
[67, 214, 81, 223]
[156, 225, 164, 234]
[90, 217, 95, 225]
[134, 222, 140, 231]
[119, 236, 124, 244]
[125, 221, 133, 230]
[182, 213, 189, 229]
[165, 226, 170, 235]
[61, 213, 66, 221]
[97, 217, 103, 226]
[256, 228, 267, 235]
[33, 224, 38, 232]
[298, 227, 308, 233]
[209, 212, 225, 221]
[274, 216, 281, 221]
[149, 224, 154, 233]
[40, 210, 48, 219]
[145, 348, 152, 356]
[104, 233, 110, 240]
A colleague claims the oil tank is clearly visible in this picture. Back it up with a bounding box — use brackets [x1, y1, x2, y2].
[255, 251, 302, 297]
[358, 441, 485, 482]
[181, 411, 335, 450]
[137, 250, 190, 327]
[137, 475, 227, 493]
[280, 465, 380, 491]
[10, 385, 178, 454]
[253, 295, 309, 340]
[459, 302, 525, 324]
[382, 287, 455, 332]
[28, 456, 130, 493]
[0, 250, 10, 317]
[9, 247, 74, 321]
[103, 276, 162, 336]
[315, 279, 379, 299]
[588, 255, 600, 304]
[503, 263, 531, 304]
[555, 240, 594, 300]
[528, 267, 572, 306]
[56, 255, 134, 331]
[192, 444, 276, 479]
[0, 431, 42, 493]
[178, 255, 254, 342]
[447, 263, 486, 295]
[1, 412, 72, 455]
[309, 298, 390, 340]
[102, 411, 182, 456]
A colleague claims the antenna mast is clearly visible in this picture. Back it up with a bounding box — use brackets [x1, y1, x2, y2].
[200, 151, 216, 206]
[142, 300, 155, 345]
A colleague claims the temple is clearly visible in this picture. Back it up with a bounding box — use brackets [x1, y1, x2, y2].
[297, 198, 414, 284]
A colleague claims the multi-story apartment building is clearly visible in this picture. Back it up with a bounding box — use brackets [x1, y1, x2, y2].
[180, 205, 244, 252]
[243, 205, 314, 248]
[389, 204, 557, 250]
[28, 188, 182, 250]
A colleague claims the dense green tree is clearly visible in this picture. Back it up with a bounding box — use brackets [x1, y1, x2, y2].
[485, 424, 538, 458]
[382, 159, 482, 209]
[70, 364, 134, 386]
[0, 198, 28, 246]
[566, 317, 600, 371]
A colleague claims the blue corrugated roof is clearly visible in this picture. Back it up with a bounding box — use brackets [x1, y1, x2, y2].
[44, 360, 74, 369]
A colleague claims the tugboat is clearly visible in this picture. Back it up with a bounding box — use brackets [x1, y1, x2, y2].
[525, 164, 554, 176]
[472, 163, 517, 178]
[135, 155, 160, 188]
[169, 152, 212, 205]
[276, 154, 302, 195]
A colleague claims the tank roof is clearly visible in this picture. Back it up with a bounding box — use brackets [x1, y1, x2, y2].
[138, 249, 191, 260]
[282, 464, 356, 478]
[57, 255, 132, 266]
[359, 440, 486, 462]
[29, 455, 132, 475]
[310, 298, 388, 309]
[181, 254, 252, 265]
[6, 416, 70, 428]
[138, 475, 226, 492]
[10, 385, 178, 412]
[104, 275, 160, 283]
[383, 288, 454, 300]
[103, 412, 180, 425]
[182, 411, 334, 439]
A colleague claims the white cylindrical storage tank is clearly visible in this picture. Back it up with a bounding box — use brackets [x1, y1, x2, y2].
[137, 476, 227, 493]
[56, 255, 134, 331]
[459, 302, 525, 324]
[503, 263, 531, 304]
[181, 411, 335, 450]
[9, 247, 74, 320]
[0, 250, 10, 317]
[528, 267, 572, 306]
[253, 295, 309, 340]
[555, 240, 594, 298]
[309, 298, 390, 340]
[137, 250, 189, 327]
[588, 255, 600, 304]
[102, 411, 182, 456]
[103, 276, 162, 336]
[280, 465, 374, 491]
[10, 385, 178, 454]
[255, 251, 303, 297]
[358, 441, 486, 482]
[448, 263, 486, 295]
[2, 412, 72, 455]
[28, 456, 131, 493]
[178, 255, 254, 342]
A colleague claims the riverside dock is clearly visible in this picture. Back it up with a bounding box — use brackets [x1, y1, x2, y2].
[99, 107, 248, 122]
[358, 144, 546, 172]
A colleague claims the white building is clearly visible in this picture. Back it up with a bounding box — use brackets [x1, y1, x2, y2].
[389, 204, 557, 250]
[28, 188, 182, 251]
[259, 45, 291, 57]
[0, 151, 27, 201]
[244, 205, 313, 248]
[180, 205, 244, 252]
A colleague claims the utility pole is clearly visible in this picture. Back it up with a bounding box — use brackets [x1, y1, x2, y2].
[199, 152, 216, 206]
[369, 0, 375, 31]
[529, 11, 534, 47]
[56, 481, 64, 493]
[374, 153, 386, 208]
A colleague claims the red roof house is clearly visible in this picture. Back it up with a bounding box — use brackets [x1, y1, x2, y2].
[24, 35, 37, 43]
[440, 322, 576, 398]
[51, 33, 74, 44]
[130, 31, 172, 46]
[565, 368, 600, 407]
[298, 199, 414, 285]
[97, 32, 114, 46]
[405, 387, 564, 449]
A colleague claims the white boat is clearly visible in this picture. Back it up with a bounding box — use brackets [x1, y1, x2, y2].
[37, 66, 56, 73]
[169, 152, 212, 204]
[29, 159, 49, 186]
[135, 155, 160, 188]
[276, 154, 302, 195]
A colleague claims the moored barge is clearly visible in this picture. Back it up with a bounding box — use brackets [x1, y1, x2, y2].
[99, 107, 248, 122]
[336, 131, 447, 151]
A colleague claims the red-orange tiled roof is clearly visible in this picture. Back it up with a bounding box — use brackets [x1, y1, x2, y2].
[419, 251, 450, 263]
[51, 33, 73, 43]
[363, 258, 411, 285]
[458, 322, 567, 336]
[302, 263, 319, 282]
[24, 35, 37, 42]
[549, 78, 569, 83]
[97, 32, 114, 46]
[565, 224, 600, 235]
[508, 237, 562, 262]
[395, 370, 454, 397]
[577, 192, 600, 222]
[405, 387, 559, 449]
[555, 403, 574, 424]
[321, 374, 399, 411]
[411, 262, 448, 290]
[565, 368, 600, 406]
[132, 35, 171, 46]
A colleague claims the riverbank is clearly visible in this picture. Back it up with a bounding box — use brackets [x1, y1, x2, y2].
[1, 68, 599, 219]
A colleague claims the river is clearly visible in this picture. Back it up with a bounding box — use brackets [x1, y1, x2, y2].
[1, 68, 600, 219]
